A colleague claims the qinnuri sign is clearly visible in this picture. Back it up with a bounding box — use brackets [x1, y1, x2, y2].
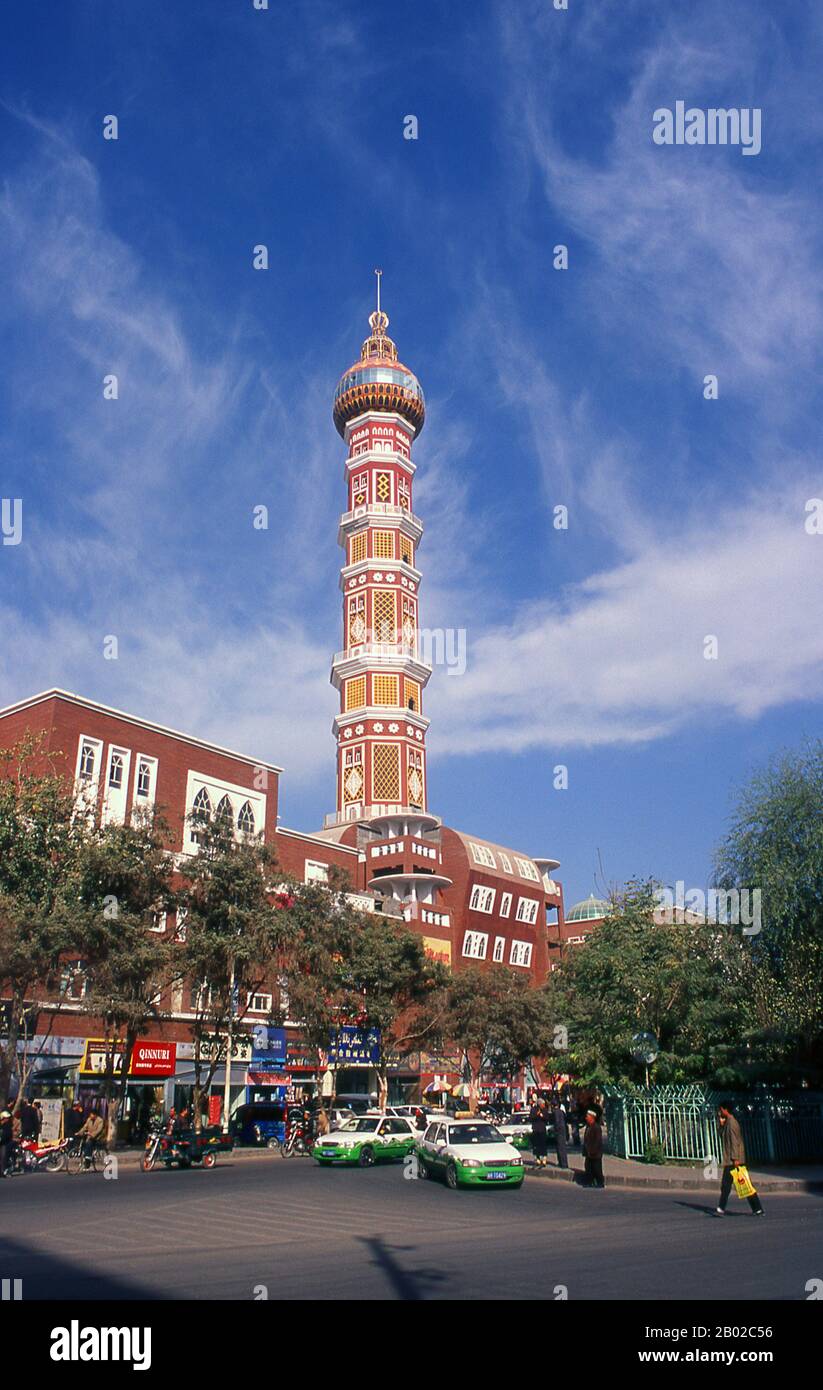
[129, 1041, 177, 1077]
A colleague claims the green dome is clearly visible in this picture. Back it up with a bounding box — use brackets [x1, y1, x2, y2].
[565, 895, 610, 923]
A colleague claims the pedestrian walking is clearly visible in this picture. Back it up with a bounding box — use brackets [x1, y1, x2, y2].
[530, 1097, 550, 1167]
[715, 1104, 763, 1216]
[582, 1109, 605, 1188]
[551, 1091, 569, 1169]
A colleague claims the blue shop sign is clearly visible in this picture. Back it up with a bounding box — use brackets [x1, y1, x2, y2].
[329, 1026, 380, 1065]
[251, 1025, 287, 1068]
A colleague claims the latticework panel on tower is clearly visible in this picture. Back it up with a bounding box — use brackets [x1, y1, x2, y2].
[372, 743, 401, 802]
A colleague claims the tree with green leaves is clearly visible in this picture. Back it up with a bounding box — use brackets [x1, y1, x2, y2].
[342, 911, 449, 1108]
[714, 739, 823, 1077]
[283, 877, 448, 1110]
[73, 811, 178, 1145]
[443, 966, 555, 1110]
[176, 810, 294, 1130]
[545, 880, 752, 1087]
[0, 735, 90, 1108]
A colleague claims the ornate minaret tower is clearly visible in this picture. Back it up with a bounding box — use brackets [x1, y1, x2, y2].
[328, 273, 432, 824]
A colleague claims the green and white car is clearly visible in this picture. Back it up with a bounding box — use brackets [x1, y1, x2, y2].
[495, 1113, 533, 1152]
[314, 1115, 418, 1167]
[416, 1119, 524, 1189]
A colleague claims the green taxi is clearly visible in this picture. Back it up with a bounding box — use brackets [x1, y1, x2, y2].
[314, 1114, 418, 1167]
[416, 1118, 524, 1189]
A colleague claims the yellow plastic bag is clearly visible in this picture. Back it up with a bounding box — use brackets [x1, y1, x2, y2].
[731, 1164, 756, 1199]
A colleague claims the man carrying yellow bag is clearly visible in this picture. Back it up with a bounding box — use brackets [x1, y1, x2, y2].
[715, 1103, 764, 1216]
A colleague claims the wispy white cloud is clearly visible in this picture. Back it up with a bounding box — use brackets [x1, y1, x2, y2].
[430, 488, 823, 754]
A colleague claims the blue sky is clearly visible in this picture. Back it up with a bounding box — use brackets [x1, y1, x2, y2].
[1, 0, 821, 908]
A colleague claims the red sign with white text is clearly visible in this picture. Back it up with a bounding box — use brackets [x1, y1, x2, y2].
[129, 1041, 177, 1077]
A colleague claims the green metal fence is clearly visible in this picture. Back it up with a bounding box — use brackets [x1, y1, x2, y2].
[603, 1087, 823, 1164]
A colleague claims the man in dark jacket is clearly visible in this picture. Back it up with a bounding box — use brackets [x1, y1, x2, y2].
[551, 1091, 569, 1169]
[716, 1104, 763, 1215]
[65, 1102, 85, 1138]
[20, 1100, 39, 1141]
[582, 1109, 605, 1187]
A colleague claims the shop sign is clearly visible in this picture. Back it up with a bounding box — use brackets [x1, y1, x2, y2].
[286, 1045, 318, 1072]
[423, 936, 451, 965]
[81, 1038, 178, 1077]
[80, 1039, 126, 1075]
[130, 1041, 177, 1077]
[328, 1026, 380, 1066]
[250, 1025, 286, 1068]
[420, 1049, 462, 1073]
[247, 1071, 289, 1086]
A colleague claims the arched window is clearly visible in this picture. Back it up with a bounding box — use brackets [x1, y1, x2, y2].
[216, 795, 233, 826]
[108, 752, 124, 789]
[79, 742, 96, 781]
[237, 801, 256, 835]
[191, 787, 212, 845]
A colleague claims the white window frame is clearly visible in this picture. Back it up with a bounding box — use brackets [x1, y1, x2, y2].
[305, 860, 330, 884]
[74, 735, 104, 815]
[470, 842, 496, 869]
[133, 753, 158, 808]
[462, 930, 488, 961]
[248, 992, 273, 1015]
[509, 940, 533, 968]
[492, 935, 505, 963]
[499, 852, 513, 875]
[469, 883, 496, 914]
[499, 892, 512, 918]
[184, 771, 266, 853]
[101, 745, 132, 826]
[515, 856, 540, 882]
[515, 896, 539, 925]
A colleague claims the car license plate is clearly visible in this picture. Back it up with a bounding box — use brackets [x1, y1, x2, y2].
[487, 1170, 507, 1179]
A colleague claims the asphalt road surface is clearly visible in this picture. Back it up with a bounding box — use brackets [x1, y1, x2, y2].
[1, 1156, 819, 1301]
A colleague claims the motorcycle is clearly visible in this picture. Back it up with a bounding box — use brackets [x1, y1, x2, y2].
[279, 1123, 311, 1157]
[142, 1123, 233, 1171]
[3, 1137, 68, 1175]
[22, 1137, 71, 1172]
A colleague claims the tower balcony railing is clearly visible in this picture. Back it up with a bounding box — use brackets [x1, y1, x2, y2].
[323, 804, 440, 830]
[339, 502, 424, 533]
[332, 640, 424, 665]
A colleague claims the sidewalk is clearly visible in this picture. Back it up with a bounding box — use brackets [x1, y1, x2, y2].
[524, 1151, 823, 1193]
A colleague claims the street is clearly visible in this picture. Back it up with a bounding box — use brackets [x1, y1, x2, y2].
[1, 1157, 820, 1301]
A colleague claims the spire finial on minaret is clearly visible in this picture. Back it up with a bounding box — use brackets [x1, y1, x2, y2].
[375, 267, 382, 315]
[368, 268, 389, 340]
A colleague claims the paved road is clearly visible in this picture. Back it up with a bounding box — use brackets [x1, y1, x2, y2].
[1, 1156, 820, 1300]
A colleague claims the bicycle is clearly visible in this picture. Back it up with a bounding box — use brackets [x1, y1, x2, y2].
[65, 1137, 104, 1175]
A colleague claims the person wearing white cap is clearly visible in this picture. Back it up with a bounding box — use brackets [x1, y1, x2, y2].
[582, 1109, 605, 1188]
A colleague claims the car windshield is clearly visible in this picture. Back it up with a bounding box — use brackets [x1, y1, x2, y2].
[448, 1124, 501, 1144]
[352, 1119, 381, 1133]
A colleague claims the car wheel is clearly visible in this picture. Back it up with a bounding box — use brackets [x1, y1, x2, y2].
[420, 1158, 435, 1179]
[446, 1161, 460, 1190]
[358, 1146, 375, 1168]
[266, 1137, 279, 1149]
[202, 1151, 217, 1169]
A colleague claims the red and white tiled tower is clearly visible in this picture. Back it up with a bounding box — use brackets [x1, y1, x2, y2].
[328, 274, 433, 826]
